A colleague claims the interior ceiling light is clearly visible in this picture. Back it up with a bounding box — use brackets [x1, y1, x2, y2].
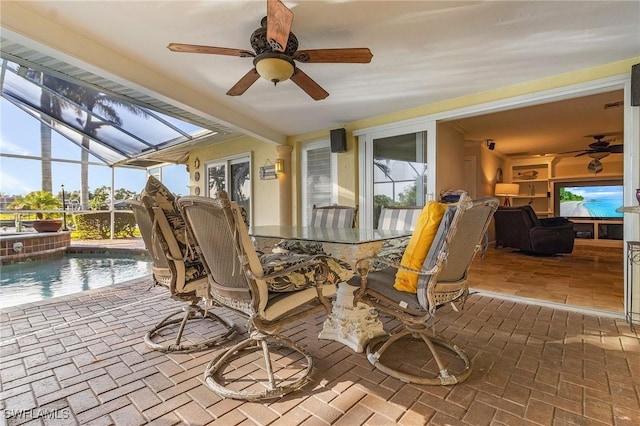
[254, 52, 294, 85]
[587, 151, 610, 159]
[167, 0, 372, 100]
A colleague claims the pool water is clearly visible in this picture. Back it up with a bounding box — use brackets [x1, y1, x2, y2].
[0, 254, 152, 309]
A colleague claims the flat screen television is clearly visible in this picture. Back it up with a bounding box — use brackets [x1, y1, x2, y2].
[554, 180, 623, 219]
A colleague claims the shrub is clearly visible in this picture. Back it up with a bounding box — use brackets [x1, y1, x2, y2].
[73, 211, 137, 239]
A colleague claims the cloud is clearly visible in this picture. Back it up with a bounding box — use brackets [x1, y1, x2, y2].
[0, 135, 31, 156]
[0, 169, 36, 195]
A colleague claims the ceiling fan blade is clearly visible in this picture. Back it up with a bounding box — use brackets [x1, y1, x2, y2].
[226, 69, 260, 96]
[294, 48, 373, 63]
[290, 68, 329, 100]
[607, 144, 623, 153]
[559, 149, 586, 154]
[575, 151, 592, 157]
[266, 0, 294, 52]
[167, 43, 254, 58]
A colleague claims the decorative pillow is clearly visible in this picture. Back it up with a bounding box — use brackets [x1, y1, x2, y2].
[393, 201, 447, 293]
[260, 252, 352, 292]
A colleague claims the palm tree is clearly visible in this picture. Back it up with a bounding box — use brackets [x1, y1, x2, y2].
[56, 80, 148, 209]
[25, 70, 68, 193]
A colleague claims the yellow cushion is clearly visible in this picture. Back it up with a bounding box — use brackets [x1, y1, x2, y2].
[393, 201, 447, 293]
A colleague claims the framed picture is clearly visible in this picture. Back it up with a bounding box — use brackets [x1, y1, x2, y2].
[496, 168, 503, 183]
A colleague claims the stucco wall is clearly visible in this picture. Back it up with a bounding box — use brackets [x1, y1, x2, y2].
[189, 135, 281, 226]
[435, 124, 466, 196]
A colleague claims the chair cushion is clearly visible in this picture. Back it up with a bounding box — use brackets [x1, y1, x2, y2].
[311, 206, 356, 228]
[260, 252, 353, 292]
[142, 176, 208, 284]
[373, 236, 411, 268]
[273, 239, 327, 255]
[363, 268, 424, 313]
[394, 201, 447, 293]
[423, 204, 457, 270]
[263, 284, 337, 321]
[377, 207, 422, 231]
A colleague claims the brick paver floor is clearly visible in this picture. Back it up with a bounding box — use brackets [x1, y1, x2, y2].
[1, 278, 639, 425]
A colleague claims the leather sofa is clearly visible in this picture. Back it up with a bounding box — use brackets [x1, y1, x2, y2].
[494, 205, 575, 255]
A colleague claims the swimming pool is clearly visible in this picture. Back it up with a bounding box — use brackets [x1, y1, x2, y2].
[0, 254, 152, 309]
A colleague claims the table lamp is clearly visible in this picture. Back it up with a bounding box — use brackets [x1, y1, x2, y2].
[495, 183, 520, 206]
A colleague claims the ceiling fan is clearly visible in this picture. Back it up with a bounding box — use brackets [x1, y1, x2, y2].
[167, 0, 373, 100]
[560, 133, 623, 174]
[562, 134, 623, 160]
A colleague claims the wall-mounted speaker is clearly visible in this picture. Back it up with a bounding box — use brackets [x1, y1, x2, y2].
[632, 63, 640, 107]
[330, 128, 347, 153]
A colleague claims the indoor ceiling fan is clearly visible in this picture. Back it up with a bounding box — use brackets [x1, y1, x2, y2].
[167, 0, 373, 100]
[562, 134, 623, 160]
[561, 133, 623, 174]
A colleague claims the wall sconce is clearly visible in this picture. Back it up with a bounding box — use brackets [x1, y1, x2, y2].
[275, 159, 283, 175]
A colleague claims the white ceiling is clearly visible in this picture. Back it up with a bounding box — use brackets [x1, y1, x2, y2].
[2, 1, 639, 155]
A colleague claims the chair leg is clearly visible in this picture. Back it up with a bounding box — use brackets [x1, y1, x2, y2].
[144, 302, 236, 353]
[203, 331, 314, 401]
[366, 324, 471, 385]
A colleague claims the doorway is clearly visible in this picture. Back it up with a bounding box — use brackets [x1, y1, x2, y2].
[442, 85, 630, 315]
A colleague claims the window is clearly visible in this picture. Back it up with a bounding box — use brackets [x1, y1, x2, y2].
[301, 140, 336, 225]
[357, 119, 436, 229]
[370, 132, 429, 228]
[206, 154, 252, 223]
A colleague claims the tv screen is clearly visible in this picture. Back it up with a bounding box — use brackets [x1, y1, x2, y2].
[556, 181, 623, 219]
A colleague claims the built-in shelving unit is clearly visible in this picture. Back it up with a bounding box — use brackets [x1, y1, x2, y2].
[504, 155, 624, 247]
[509, 158, 553, 217]
[572, 219, 623, 247]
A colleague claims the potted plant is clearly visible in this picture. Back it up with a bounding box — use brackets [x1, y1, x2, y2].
[12, 191, 63, 232]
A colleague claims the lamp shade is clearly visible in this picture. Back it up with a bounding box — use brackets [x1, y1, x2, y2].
[495, 183, 520, 197]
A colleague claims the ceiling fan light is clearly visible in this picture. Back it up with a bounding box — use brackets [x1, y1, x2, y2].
[255, 56, 294, 85]
[588, 151, 610, 159]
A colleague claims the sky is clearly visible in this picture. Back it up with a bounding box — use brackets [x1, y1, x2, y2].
[0, 98, 188, 197]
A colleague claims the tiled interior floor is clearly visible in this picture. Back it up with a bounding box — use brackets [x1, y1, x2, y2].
[1, 277, 638, 425]
[469, 244, 624, 313]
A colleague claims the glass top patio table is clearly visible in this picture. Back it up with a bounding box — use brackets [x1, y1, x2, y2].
[249, 226, 410, 245]
[249, 226, 412, 352]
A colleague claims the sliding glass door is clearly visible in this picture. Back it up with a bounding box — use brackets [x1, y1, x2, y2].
[206, 154, 252, 223]
[357, 120, 436, 229]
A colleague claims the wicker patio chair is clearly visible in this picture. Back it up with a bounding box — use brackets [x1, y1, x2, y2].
[374, 206, 423, 265]
[274, 204, 358, 255]
[311, 204, 358, 228]
[179, 192, 350, 400]
[352, 194, 499, 385]
[377, 205, 422, 231]
[126, 183, 235, 353]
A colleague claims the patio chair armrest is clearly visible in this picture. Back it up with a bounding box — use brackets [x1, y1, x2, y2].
[355, 256, 438, 277]
[353, 256, 438, 304]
